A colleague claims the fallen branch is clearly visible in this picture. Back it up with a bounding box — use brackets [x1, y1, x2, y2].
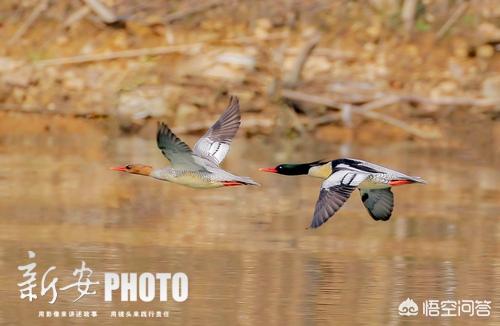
[400, 94, 499, 107]
[282, 89, 348, 110]
[436, 2, 469, 41]
[361, 111, 439, 139]
[82, 0, 119, 24]
[0, 104, 108, 119]
[356, 95, 401, 113]
[286, 48, 355, 61]
[165, 0, 224, 24]
[283, 89, 500, 109]
[34, 33, 287, 66]
[309, 112, 342, 127]
[401, 0, 418, 38]
[35, 43, 205, 66]
[309, 108, 438, 139]
[281, 89, 500, 139]
[7, 0, 49, 45]
[283, 33, 321, 88]
[63, 5, 91, 28]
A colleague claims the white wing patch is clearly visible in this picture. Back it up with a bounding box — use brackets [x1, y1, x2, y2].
[193, 96, 241, 166]
[325, 170, 368, 188]
[195, 139, 230, 166]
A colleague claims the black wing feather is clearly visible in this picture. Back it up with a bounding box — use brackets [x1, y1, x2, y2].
[360, 188, 394, 221]
[309, 185, 356, 229]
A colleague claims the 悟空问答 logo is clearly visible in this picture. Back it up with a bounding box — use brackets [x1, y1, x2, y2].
[399, 298, 419, 316]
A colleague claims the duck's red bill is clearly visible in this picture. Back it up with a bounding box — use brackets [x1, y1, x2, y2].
[110, 166, 127, 172]
[259, 167, 277, 173]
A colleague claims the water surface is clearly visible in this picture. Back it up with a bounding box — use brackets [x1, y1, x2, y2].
[0, 118, 499, 325]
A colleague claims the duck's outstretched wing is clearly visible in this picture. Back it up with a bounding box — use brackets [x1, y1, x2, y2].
[309, 170, 368, 229]
[193, 96, 241, 165]
[360, 188, 394, 221]
[157, 122, 204, 170]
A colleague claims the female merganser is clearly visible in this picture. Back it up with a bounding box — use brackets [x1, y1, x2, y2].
[259, 159, 425, 228]
[112, 96, 259, 188]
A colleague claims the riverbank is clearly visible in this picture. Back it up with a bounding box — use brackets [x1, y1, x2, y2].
[0, 0, 499, 143]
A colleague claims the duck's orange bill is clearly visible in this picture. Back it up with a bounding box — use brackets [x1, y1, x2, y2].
[259, 167, 277, 173]
[110, 166, 127, 171]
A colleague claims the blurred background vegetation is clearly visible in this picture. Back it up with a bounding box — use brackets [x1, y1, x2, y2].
[0, 0, 499, 143]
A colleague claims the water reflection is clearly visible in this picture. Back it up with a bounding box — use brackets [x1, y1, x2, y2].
[0, 118, 499, 324]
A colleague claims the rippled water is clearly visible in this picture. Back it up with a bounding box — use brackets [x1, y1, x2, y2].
[0, 117, 499, 325]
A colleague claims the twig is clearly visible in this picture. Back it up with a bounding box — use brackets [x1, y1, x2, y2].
[361, 111, 438, 139]
[82, 0, 119, 24]
[7, 0, 49, 45]
[309, 112, 341, 127]
[436, 1, 469, 41]
[63, 5, 91, 28]
[400, 94, 499, 107]
[284, 89, 500, 109]
[309, 109, 437, 139]
[356, 95, 401, 112]
[0, 104, 108, 119]
[287, 47, 355, 60]
[401, 0, 418, 38]
[35, 43, 205, 66]
[283, 33, 321, 88]
[309, 96, 401, 127]
[33, 33, 287, 66]
[165, 0, 224, 24]
[280, 89, 498, 139]
[281, 89, 348, 110]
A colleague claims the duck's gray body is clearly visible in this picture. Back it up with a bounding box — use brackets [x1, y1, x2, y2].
[151, 96, 259, 189]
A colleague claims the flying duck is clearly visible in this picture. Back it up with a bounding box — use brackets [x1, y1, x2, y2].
[112, 96, 259, 188]
[259, 158, 425, 228]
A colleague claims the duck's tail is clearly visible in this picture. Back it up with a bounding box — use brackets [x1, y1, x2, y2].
[409, 176, 427, 184]
[389, 176, 426, 186]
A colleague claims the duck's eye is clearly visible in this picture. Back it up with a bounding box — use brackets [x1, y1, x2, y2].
[125, 165, 132, 170]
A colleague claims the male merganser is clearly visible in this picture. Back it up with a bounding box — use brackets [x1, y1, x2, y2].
[259, 159, 425, 228]
[112, 96, 259, 188]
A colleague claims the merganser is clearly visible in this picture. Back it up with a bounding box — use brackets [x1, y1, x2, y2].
[259, 158, 425, 228]
[112, 96, 259, 188]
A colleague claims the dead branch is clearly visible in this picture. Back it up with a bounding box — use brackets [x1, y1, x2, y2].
[281, 89, 348, 110]
[283, 89, 500, 110]
[165, 0, 224, 24]
[34, 33, 287, 66]
[35, 43, 205, 66]
[400, 94, 499, 107]
[286, 48, 355, 61]
[82, 0, 119, 24]
[283, 33, 321, 88]
[361, 111, 439, 139]
[356, 95, 401, 113]
[63, 5, 91, 28]
[280, 89, 499, 139]
[401, 0, 418, 38]
[309, 112, 342, 127]
[436, 2, 469, 41]
[7, 0, 49, 45]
